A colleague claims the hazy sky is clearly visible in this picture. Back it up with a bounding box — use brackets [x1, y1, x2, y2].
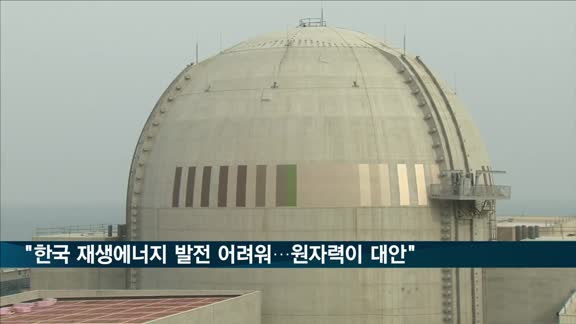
[1, 2, 575, 218]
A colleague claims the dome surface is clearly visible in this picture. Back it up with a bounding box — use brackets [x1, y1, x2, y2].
[127, 25, 493, 324]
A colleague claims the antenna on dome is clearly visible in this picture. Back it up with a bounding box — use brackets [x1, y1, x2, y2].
[321, 0, 324, 25]
[403, 25, 406, 55]
[195, 42, 199, 64]
[454, 73, 458, 95]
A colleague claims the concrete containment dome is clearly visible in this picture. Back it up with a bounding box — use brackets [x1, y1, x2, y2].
[127, 24, 505, 324]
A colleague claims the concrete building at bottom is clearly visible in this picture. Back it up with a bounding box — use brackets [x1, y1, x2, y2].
[0, 289, 260, 324]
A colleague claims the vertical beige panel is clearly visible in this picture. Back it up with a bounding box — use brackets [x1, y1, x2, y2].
[397, 164, 410, 206]
[378, 163, 391, 207]
[429, 163, 441, 184]
[179, 167, 188, 207]
[358, 164, 371, 206]
[245, 164, 256, 208]
[298, 163, 359, 207]
[192, 165, 203, 208]
[266, 163, 276, 207]
[415, 164, 428, 206]
[227, 165, 238, 208]
[369, 164, 380, 206]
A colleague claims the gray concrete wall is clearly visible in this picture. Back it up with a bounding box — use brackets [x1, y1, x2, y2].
[30, 231, 125, 290]
[0, 278, 30, 296]
[487, 268, 576, 324]
[0, 269, 30, 296]
[31, 268, 126, 290]
[496, 227, 515, 241]
[0, 290, 40, 306]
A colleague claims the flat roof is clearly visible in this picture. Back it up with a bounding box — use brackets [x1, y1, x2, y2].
[0, 296, 231, 323]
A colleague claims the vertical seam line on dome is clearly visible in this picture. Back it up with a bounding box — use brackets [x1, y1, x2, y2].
[415, 57, 470, 171]
[259, 28, 303, 110]
[400, 55, 455, 170]
[273, 28, 303, 80]
[329, 27, 382, 161]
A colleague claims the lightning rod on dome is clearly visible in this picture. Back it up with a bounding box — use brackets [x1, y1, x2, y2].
[403, 25, 407, 56]
[321, 0, 324, 25]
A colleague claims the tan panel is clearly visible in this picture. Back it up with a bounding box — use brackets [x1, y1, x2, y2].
[266, 164, 276, 207]
[414, 164, 428, 206]
[236, 165, 247, 207]
[217, 166, 229, 207]
[255, 165, 267, 207]
[358, 164, 371, 207]
[171, 167, 182, 208]
[397, 164, 410, 206]
[227, 165, 238, 208]
[209, 166, 219, 207]
[185, 167, 197, 207]
[192, 165, 204, 208]
[179, 167, 188, 208]
[378, 163, 391, 207]
[298, 163, 360, 208]
[245, 165, 256, 208]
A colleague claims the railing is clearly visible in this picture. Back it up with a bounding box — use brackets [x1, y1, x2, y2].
[429, 184, 511, 200]
[35, 224, 118, 237]
[299, 18, 326, 27]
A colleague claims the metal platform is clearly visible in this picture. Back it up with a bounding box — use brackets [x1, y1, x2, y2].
[298, 18, 326, 27]
[429, 184, 511, 200]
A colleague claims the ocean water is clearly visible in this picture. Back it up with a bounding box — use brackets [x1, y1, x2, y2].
[0, 201, 573, 241]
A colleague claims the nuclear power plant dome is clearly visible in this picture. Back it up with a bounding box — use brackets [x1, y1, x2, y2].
[126, 22, 510, 324]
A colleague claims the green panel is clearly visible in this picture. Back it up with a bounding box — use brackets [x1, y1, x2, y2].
[285, 164, 297, 206]
[276, 164, 297, 207]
